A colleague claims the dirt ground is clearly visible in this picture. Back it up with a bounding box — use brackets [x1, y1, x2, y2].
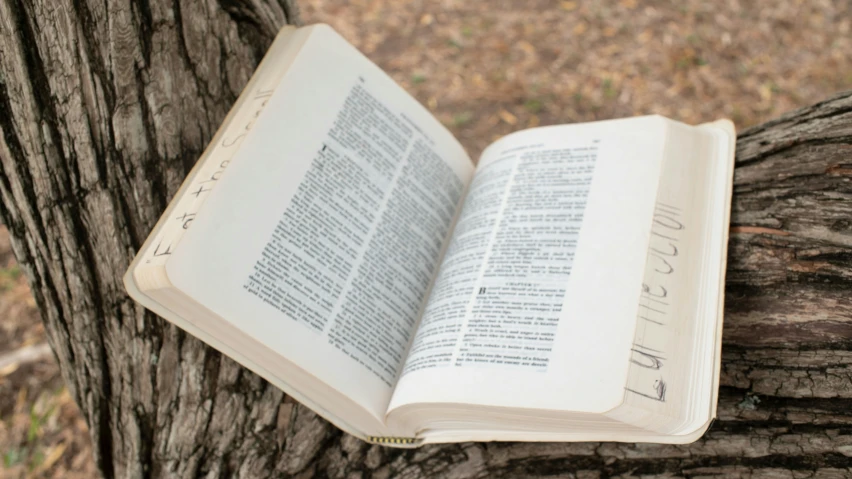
[1, 1, 850, 477]
[0, 227, 95, 478]
[302, 0, 851, 159]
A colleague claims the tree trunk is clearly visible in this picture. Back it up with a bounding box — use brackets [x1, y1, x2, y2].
[1, 0, 851, 476]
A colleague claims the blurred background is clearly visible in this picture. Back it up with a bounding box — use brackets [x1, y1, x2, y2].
[1, 0, 850, 476]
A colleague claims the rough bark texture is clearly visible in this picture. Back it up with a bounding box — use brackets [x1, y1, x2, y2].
[1, 0, 851, 476]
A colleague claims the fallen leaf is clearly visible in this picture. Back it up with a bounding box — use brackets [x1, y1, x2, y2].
[759, 83, 773, 101]
[498, 109, 518, 125]
[528, 115, 540, 127]
[0, 361, 19, 376]
[518, 40, 536, 56]
[472, 73, 486, 87]
[16, 387, 27, 413]
[37, 442, 68, 473]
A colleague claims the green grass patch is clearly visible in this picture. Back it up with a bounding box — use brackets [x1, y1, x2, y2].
[0, 264, 22, 292]
[452, 112, 474, 127]
[524, 98, 544, 114]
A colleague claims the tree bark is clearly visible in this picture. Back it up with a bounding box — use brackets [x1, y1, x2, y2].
[1, 0, 851, 476]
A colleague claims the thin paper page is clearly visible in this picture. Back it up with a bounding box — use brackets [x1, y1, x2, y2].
[624, 124, 715, 411]
[166, 25, 474, 422]
[611, 120, 734, 433]
[135, 27, 303, 271]
[389, 117, 668, 416]
[402, 141, 597, 374]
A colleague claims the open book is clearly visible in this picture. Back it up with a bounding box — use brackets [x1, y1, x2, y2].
[124, 24, 736, 447]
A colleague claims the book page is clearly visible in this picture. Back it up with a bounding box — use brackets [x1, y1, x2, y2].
[609, 120, 735, 433]
[133, 27, 305, 275]
[389, 117, 669, 416]
[401, 142, 597, 374]
[166, 25, 473, 424]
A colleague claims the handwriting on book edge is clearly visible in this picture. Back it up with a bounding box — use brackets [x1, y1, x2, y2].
[627, 202, 685, 404]
[625, 379, 667, 402]
[144, 88, 277, 264]
[630, 348, 665, 370]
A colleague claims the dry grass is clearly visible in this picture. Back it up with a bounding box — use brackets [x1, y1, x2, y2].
[2, 0, 850, 476]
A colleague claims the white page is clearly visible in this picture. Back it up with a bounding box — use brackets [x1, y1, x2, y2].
[389, 117, 669, 416]
[166, 25, 474, 422]
[610, 120, 735, 433]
